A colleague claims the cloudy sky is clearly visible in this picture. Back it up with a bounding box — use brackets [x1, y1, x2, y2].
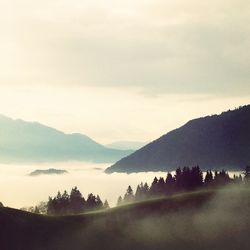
[0, 0, 249, 143]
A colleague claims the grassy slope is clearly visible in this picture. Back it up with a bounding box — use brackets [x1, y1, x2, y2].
[1, 188, 250, 250]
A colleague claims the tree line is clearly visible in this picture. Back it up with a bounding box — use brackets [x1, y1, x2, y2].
[117, 166, 250, 205]
[18, 166, 250, 214]
[47, 187, 109, 215]
[20, 187, 109, 215]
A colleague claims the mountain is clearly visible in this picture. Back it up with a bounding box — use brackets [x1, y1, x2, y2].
[106, 105, 250, 173]
[0, 115, 132, 163]
[28, 169, 68, 176]
[106, 141, 147, 151]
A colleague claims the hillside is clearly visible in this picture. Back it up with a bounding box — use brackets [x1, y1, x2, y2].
[106, 105, 250, 173]
[0, 115, 132, 163]
[1, 187, 250, 250]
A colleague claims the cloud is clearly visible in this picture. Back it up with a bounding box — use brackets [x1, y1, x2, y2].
[0, 0, 249, 95]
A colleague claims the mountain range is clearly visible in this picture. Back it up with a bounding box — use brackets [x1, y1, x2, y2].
[105, 105, 250, 173]
[0, 115, 132, 163]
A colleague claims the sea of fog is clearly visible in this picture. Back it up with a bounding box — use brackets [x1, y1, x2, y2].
[0, 162, 242, 209]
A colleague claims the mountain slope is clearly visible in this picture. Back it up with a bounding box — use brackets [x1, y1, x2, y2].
[106, 105, 250, 173]
[0, 115, 132, 163]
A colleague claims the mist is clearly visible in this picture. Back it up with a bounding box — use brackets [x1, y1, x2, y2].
[123, 185, 250, 250]
[0, 162, 242, 209]
[25, 184, 250, 250]
[0, 162, 169, 208]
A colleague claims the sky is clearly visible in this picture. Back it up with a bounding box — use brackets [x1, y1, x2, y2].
[0, 0, 249, 144]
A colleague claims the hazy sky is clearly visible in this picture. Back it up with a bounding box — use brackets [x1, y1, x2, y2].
[0, 0, 249, 143]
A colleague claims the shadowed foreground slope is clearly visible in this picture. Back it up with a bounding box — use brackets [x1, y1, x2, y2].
[1, 187, 250, 250]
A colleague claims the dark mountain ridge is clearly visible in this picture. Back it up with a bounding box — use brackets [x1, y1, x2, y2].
[106, 105, 250, 173]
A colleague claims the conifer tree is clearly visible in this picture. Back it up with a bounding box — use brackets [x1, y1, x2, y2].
[103, 200, 110, 209]
[117, 196, 123, 206]
[70, 187, 85, 214]
[123, 185, 134, 203]
[165, 172, 175, 194]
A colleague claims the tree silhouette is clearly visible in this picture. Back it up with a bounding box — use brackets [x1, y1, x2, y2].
[135, 182, 150, 201]
[233, 174, 243, 184]
[143, 183, 149, 197]
[61, 190, 70, 214]
[190, 166, 203, 189]
[103, 200, 110, 209]
[45, 166, 241, 214]
[135, 183, 143, 201]
[45, 187, 107, 215]
[214, 170, 230, 186]
[158, 177, 165, 194]
[36, 201, 47, 214]
[165, 172, 175, 194]
[86, 193, 96, 210]
[150, 177, 159, 196]
[204, 170, 213, 186]
[117, 196, 123, 206]
[70, 187, 85, 214]
[47, 196, 54, 215]
[96, 195, 103, 209]
[175, 168, 183, 191]
[123, 185, 134, 203]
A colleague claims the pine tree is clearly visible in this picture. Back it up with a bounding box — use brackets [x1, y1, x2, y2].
[150, 177, 159, 196]
[86, 193, 96, 210]
[135, 184, 142, 201]
[103, 200, 110, 209]
[96, 195, 103, 209]
[190, 166, 203, 189]
[117, 196, 123, 206]
[47, 196, 54, 215]
[123, 185, 134, 203]
[214, 170, 231, 186]
[70, 187, 85, 214]
[158, 177, 165, 194]
[135, 182, 147, 201]
[142, 182, 149, 200]
[55, 191, 62, 214]
[175, 168, 183, 191]
[204, 170, 213, 186]
[165, 172, 175, 194]
[182, 166, 191, 190]
[61, 190, 70, 214]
